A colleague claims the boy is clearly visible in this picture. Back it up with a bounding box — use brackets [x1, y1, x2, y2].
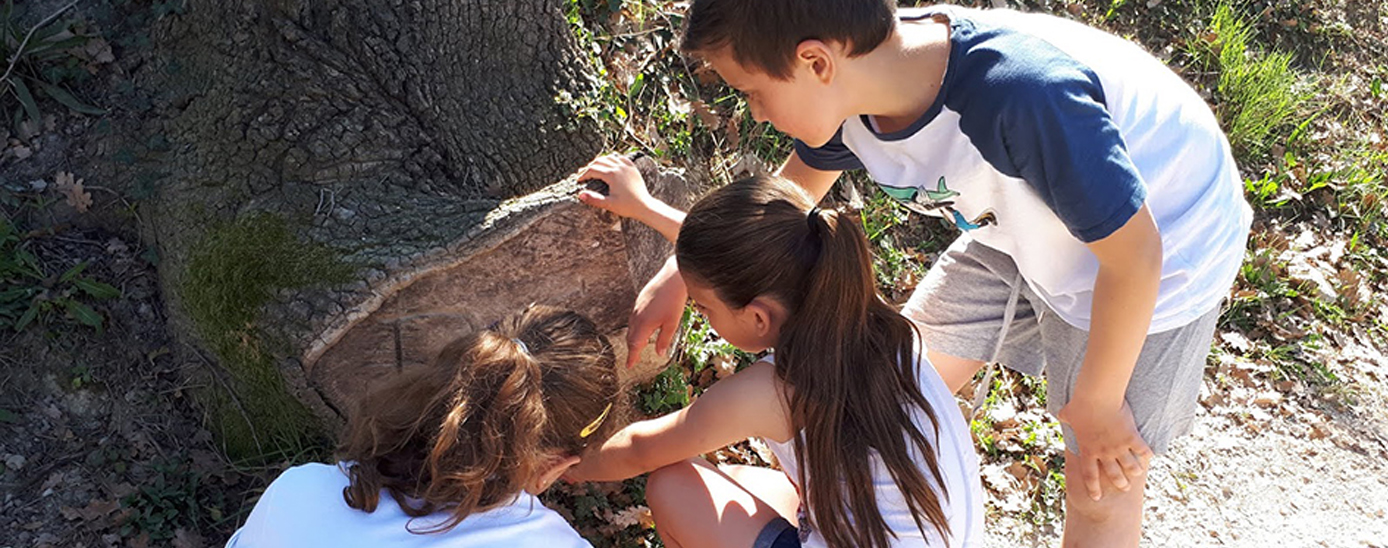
[583, 1, 1251, 545]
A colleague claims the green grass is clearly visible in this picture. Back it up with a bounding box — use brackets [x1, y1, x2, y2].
[0, 0, 108, 137]
[1192, 3, 1310, 158]
[1, 210, 122, 333]
[180, 213, 351, 461]
[119, 455, 234, 542]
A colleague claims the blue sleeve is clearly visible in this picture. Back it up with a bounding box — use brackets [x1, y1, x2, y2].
[954, 51, 1146, 243]
[792, 127, 864, 171]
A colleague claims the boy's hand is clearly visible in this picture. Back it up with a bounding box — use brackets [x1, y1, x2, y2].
[576, 154, 656, 221]
[1056, 400, 1153, 501]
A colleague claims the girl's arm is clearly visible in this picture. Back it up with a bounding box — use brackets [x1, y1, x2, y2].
[576, 154, 684, 243]
[779, 150, 843, 204]
[567, 361, 792, 483]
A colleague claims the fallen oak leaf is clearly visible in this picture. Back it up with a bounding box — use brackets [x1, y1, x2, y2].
[54, 171, 93, 213]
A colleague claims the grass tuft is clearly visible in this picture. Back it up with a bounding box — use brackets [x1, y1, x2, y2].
[1193, 3, 1310, 158]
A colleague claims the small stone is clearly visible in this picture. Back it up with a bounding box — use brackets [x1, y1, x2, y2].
[4, 454, 25, 471]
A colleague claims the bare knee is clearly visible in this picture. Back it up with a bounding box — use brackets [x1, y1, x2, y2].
[647, 459, 706, 518]
[1066, 489, 1121, 524]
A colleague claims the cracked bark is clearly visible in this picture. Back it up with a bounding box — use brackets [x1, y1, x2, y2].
[118, 0, 691, 425]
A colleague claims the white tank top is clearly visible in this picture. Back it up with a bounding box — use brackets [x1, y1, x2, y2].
[764, 347, 984, 548]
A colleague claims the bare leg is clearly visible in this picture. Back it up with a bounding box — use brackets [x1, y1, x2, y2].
[646, 458, 799, 548]
[1060, 450, 1147, 548]
[926, 349, 988, 394]
[718, 464, 799, 522]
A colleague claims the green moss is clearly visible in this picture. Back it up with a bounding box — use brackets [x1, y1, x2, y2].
[180, 213, 352, 461]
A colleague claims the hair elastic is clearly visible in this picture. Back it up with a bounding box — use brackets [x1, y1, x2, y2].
[511, 338, 530, 356]
[807, 206, 822, 230]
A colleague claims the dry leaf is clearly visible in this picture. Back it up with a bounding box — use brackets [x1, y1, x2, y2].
[690, 100, 721, 129]
[693, 63, 721, 86]
[61, 499, 119, 522]
[17, 119, 41, 140]
[55, 171, 93, 212]
[86, 38, 116, 64]
[712, 353, 737, 380]
[172, 528, 205, 548]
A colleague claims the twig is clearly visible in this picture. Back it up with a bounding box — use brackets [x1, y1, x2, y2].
[0, 0, 81, 85]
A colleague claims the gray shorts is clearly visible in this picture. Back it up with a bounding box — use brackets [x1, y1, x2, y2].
[902, 237, 1221, 455]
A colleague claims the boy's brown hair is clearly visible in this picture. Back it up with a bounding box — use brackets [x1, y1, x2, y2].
[681, 0, 897, 79]
[676, 175, 951, 548]
[337, 305, 621, 532]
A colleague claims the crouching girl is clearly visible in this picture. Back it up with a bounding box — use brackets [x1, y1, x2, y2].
[571, 161, 984, 548]
[227, 305, 621, 548]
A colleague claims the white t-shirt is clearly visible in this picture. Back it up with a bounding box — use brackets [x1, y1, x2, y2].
[764, 347, 985, 548]
[225, 463, 591, 548]
[797, 6, 1252, 333]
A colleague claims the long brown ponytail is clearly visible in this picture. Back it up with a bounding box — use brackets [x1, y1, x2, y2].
[337, 305, 621, 532]
[676, 175, 950, 547]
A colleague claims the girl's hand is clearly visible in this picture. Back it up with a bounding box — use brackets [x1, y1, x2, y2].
[576, 154, 657, 221]
[1056, 400, 1153, 501]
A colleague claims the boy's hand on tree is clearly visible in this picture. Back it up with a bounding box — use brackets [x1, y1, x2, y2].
[1056, 400, 1153, 501]
[576, 153, 657, 221]
[626, 256, 687, 368]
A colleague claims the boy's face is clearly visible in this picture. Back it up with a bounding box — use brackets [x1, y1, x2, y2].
[705, 45, 847, 148]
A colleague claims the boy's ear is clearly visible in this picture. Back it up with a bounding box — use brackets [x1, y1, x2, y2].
[795, 39, 837, 83]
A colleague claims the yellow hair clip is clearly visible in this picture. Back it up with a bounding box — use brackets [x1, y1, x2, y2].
[579, 402, 613, 439]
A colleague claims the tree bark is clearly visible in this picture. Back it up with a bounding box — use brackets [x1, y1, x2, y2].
[118, 0, 687, 433]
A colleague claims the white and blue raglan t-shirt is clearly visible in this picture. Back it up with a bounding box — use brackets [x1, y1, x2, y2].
[795, 5, 1252, 334]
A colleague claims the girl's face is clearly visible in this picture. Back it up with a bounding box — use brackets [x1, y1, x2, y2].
[684, 277, 781, 353]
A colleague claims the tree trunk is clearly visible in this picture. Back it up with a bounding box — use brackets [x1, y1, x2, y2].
[111, 0, 687, 454]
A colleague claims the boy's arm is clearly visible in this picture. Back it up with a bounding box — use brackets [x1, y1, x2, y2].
[566, 361, 791, 483]
[779, 149, 843, 204]
[1057, 203, 1161, 501]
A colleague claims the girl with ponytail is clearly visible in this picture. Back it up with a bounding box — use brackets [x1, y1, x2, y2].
[571, 155, 983, 548]
[228, 305, 621, 548]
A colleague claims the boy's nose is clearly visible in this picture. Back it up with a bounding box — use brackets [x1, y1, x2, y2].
[749, 105, 767, 124]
